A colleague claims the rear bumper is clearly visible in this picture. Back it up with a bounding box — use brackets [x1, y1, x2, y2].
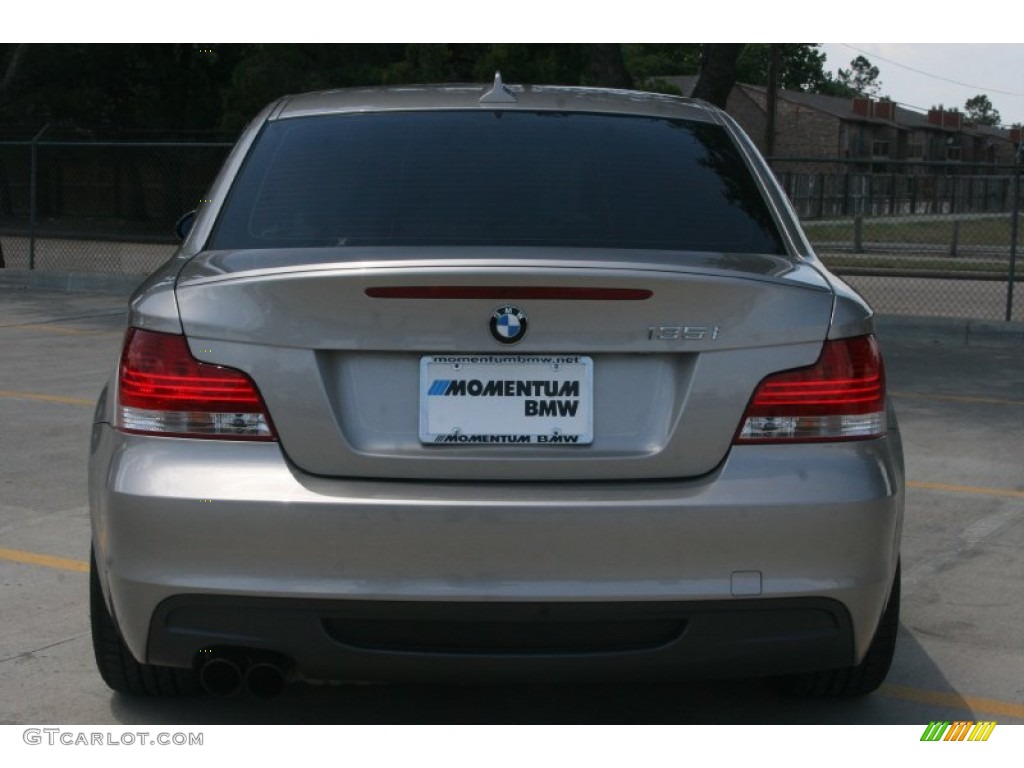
[149, 595, 853, 682]
[89, 424, 903, 679]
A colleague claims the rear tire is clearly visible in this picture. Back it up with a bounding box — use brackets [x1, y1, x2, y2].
[779, 561, 900, 698]
[90, 547, 201, 697]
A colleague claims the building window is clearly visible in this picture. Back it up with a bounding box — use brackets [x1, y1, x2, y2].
[872, 140, 890, 157]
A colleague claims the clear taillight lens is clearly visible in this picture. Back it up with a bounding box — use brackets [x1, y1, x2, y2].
[735, 335, 886, 443]
[117, 328, 276, 441]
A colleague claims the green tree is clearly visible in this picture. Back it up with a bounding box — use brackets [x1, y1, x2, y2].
[0, 44, 28, 101]
[736, 44, 834, 92]
[219, 44, 639, 132]
[220, 44, 419, 131]
[0, 44, 874, 138]
[585, 44, 634, 89]
[964, 94, 1001, 126]
[0, 43, 248, 137]
[626, 44, 850, 98]
[692, 44, 745, 108]
[622, 44, 702, 92]
[837, 55, 882, 97]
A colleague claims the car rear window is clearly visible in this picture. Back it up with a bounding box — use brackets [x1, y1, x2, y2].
[210, 111, 786, 255]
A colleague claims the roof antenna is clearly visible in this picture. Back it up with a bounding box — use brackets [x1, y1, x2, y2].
[479, 71, 517, 104]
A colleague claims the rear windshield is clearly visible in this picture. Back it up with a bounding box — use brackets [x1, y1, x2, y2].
[210, 111, 786, 254]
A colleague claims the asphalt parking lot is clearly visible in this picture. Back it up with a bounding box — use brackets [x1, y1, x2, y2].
[0, 284, 1021, 725]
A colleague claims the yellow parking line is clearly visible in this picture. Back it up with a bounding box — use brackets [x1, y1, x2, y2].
[891, 390, 1024, 406]
[0, 389, 94, 407]
[881, 684, 1024, 720]
[0, 547, 89, 574]
[908, 480, 1024, 501]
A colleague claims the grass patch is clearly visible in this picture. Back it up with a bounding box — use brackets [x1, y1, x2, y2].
[819, 254, 1009, 273]
[802, 214, 1018, 248]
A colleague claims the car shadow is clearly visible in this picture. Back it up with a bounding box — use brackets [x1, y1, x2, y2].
[105, 623, 977, 726]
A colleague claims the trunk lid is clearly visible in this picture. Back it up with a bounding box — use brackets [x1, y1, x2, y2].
[175, 247, 834, 481]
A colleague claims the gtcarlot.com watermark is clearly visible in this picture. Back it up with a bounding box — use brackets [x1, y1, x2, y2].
[23, 728, 203, 747]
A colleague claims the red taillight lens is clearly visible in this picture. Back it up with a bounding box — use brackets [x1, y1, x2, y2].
[735, 335, 886, 443]
[117, 328, 276, 440]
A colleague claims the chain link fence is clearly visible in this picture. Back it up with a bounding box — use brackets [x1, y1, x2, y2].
[0, 139, 231, 274]
[771, 157, 1022, 322]
[1, 143, 1021, 322]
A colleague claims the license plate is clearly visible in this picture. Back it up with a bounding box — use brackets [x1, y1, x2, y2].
[420, 355, 593, 445]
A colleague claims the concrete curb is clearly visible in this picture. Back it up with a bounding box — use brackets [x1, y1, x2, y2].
[0, 269, 145, 296]
[2, 268, 1022, 348]
[874, 315, 1024, 348]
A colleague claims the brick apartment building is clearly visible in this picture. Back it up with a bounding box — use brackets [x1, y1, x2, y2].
[664, 76, 1020, 172]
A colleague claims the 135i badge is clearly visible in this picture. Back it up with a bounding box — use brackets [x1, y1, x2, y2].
[647, 325, 721, 341]
[490, 306, 528, 344]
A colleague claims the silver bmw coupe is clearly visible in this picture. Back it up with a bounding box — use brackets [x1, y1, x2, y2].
[89, 77, 904, 699]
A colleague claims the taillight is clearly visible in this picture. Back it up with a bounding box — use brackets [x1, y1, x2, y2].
[735, 335, 886, 444]
[117, 328, 276, 441]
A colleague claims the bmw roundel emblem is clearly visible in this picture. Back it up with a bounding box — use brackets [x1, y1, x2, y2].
[489, 306, 528, 344]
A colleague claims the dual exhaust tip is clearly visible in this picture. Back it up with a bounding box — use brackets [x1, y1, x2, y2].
[198, 649, 291, 699]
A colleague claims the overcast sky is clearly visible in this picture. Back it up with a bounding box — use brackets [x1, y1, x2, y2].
[818, 44, 1024, 127]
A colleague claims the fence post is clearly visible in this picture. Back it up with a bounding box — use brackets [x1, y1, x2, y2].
[28, 123, 50, 270]
[854, 215, 864, 254]
[1007, 162, 1021, 322]
[949, 220, 959, 258]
